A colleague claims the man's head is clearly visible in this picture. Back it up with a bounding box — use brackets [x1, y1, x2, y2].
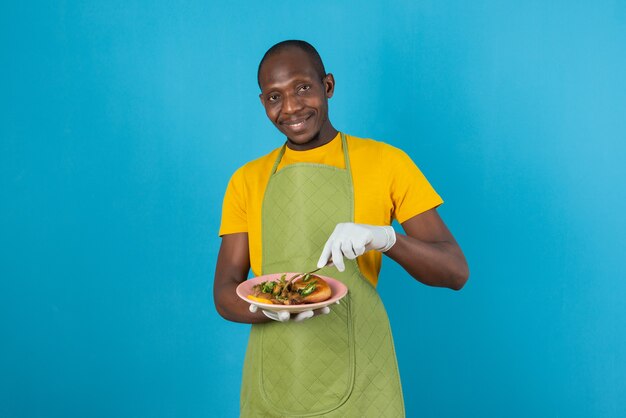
[257, 40, 326, 87]
[257, 40, 336, 150]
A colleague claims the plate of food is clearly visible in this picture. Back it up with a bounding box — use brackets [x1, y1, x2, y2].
[236, 272, 348, 313]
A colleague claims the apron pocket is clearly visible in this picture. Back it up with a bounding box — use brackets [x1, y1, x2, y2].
[259, 297, 354, 416]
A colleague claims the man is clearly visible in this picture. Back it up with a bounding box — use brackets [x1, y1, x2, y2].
[214, 40, 468, 417]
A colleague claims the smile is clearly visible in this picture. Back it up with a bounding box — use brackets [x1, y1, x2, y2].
[281, 114, 313, 130]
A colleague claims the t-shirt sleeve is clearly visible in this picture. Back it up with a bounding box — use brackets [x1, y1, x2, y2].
[218, 166, 248, 236]
[387, 146, 444, 223]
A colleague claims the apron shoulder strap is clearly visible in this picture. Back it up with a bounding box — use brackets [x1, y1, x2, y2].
[340, 132, 351, 172]
[270, 145, 287, 175]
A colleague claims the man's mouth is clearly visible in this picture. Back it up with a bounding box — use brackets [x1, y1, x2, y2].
[280, 114, 313, 131]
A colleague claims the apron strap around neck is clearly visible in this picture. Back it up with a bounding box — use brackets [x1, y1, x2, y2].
[339, 132, 351, 172]
[269, 132, 350, 175]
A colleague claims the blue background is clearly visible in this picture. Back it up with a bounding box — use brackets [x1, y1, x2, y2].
[2, 1, 625, 417]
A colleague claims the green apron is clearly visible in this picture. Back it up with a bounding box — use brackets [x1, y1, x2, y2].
[240, 133, 405, 417]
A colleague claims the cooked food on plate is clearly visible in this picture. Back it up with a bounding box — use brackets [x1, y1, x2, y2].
[247, 272, 332, 305]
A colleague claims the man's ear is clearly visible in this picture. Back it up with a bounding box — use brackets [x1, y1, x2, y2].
[323, 73, 335, 99]
[259, 93, 265, 105]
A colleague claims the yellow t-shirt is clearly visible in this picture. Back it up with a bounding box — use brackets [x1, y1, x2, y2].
[219, 132, 443, 286]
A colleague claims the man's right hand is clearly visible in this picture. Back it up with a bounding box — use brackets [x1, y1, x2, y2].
[248, 303, 332, 322]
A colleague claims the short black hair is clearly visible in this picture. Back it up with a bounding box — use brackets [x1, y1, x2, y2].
[257, 40, 327, 88]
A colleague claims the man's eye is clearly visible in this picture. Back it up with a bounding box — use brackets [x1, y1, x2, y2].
[298, 85, 311, 93]
[268, 94, 280, 102]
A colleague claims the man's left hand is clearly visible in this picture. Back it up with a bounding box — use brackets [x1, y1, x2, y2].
[317, 223, 396, 272]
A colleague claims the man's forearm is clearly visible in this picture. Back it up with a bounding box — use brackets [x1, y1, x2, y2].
[385, 233, 469, 290]
[213, 233, 271, 324]
[214, 279, 271, 324]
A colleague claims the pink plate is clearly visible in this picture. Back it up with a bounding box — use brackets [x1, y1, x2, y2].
[236, 272, 348, 313]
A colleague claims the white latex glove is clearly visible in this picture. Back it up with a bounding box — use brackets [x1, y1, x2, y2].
[317, 223, 396, 272]
[249, 303, 333, 322]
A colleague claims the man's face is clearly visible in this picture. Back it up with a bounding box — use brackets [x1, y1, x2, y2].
[258, 48, 335, 149]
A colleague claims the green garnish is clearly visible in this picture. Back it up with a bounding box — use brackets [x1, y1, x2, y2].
[299, 281, 317, 296]
[261, 281, 275, 294]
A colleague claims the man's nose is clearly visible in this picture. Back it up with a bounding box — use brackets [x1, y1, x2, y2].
[281, 93, 302, 114]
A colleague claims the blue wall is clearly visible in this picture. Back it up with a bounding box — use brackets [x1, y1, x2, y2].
[2, 1, 625, 417]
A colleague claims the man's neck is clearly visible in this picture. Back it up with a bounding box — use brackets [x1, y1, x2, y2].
[286, 125, 338, 151]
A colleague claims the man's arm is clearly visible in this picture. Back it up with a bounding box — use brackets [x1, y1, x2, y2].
[317, 209, 469, 290]
[213, 233, 271, 323]
[386, 208, 469, 290]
